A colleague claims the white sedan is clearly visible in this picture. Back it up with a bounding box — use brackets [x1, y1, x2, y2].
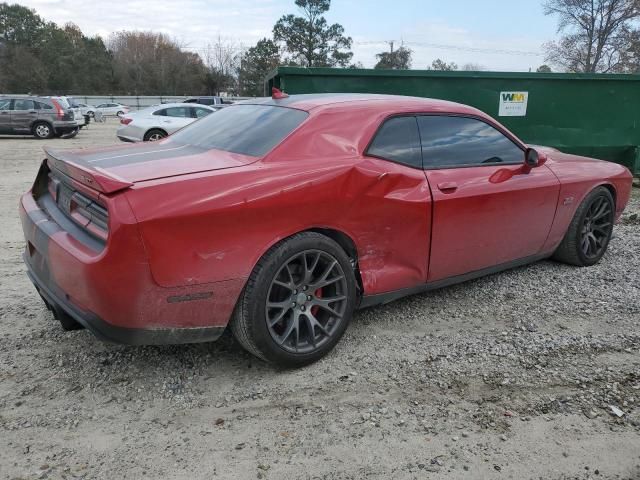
[116, 103, 219, 142]
[94, 102, 130, 117]
[76, 103, 96, 117]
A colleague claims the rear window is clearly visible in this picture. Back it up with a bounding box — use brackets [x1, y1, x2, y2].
[168, 104, 308, 157]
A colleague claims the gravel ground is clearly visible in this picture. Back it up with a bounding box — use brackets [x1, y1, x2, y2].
[0, 123, 639, 480]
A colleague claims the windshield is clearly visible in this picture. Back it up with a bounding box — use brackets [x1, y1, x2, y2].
[168, 104, 308, 157]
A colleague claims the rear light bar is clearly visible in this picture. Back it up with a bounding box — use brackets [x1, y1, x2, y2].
[51, 99, 65, 120]
[46, 171, 109, 242]
[120, 118, 133, 125]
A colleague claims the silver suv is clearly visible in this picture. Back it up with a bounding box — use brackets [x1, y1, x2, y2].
[0, 96, 78, 139]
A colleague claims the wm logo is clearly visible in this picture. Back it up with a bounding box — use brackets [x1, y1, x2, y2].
[502, 93, 526, 102]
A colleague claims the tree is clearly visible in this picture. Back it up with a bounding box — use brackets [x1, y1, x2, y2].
[202, 36, 239, 95]
[543, 0, 640, 72]
[238, 38, 280, 96]
[0, 3, 114, 94]
[273, 0, 353, 67]
[536, 64, 553, 72]
[430, 58, 458, 71]
[374, 42, 412, 69]
[109, 31, 207, 95]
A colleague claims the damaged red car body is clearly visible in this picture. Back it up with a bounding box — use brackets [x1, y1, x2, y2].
[20, 93, 633, 366]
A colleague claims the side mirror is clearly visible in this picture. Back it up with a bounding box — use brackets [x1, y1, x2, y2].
[525, 148, 547, 168]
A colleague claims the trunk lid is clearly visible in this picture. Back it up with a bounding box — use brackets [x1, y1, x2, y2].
[44, 141, 257, 194]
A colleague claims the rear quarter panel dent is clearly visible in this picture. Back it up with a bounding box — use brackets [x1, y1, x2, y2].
[126, 157, 432, 296]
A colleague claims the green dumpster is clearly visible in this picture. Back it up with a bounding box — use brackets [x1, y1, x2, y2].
[266, 67, 640, 175]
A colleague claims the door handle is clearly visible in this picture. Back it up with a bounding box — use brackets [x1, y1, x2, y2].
[437, 182, 458, 193]
[28, 111, 37, 113]
[0, 112, 8, 115]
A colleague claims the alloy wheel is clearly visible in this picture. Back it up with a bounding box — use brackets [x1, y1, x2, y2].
[265, 250, 348, 354]
[580, 195, 613, 259]
[148, 133, 164, 141]
[36, 125, 50, 138]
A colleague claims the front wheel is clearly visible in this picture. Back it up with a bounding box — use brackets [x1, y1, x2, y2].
[230, 232, 357, 367]
[553, 186, 615, 266]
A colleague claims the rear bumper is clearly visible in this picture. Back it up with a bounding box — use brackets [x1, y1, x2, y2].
[25, 257, 224, 345]
[116, 124, 143, 142]
[52, 120, 78, 133]
[19, 182, 244, 345]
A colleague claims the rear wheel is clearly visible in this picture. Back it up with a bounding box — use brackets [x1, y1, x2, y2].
[144, 129, 167, 142]
[117, 110, 124, 117]
[230, 232, 357, 367]
[60, 127, 79, 139]
[553, 186, 615, 266]
[32, 122, 53, 139]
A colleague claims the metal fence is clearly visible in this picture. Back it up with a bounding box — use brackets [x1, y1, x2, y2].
[0, 94, 253, 111]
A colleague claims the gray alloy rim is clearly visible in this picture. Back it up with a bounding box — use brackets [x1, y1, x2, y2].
[265, 250, 348, 354]
[148, 132, 165, 141]
[36, 125, 50, 137]
[581, 195, 613, 259]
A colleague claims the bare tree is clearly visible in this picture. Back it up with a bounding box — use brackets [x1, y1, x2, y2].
[202, 35, 239, 95]
[461, 62, 485, 71]
[109, 31, 207, 95]
[543, 0, 640, 72]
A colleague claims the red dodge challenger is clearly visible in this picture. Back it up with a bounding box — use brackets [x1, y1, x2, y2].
[20, 92, 633, 366]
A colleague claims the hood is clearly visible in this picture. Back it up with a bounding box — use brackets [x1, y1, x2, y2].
[44, 140, 257, 192]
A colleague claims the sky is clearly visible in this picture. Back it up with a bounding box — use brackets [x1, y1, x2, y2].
[15, 0, 561, 71]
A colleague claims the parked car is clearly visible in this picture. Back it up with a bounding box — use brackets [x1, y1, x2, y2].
[183, 96, 223, 106]
[0, 96, 78, 139]
[94, 102, 129, 116]
[76, 103, 96, 117]
[116, 103, 218, 142]
[19, 92, 633, 367]
[47, 96, 85, 128]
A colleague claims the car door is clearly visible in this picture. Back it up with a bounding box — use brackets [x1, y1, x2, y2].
[418, 114, 560, 282]
[160, 106, 194, 133]
[361, 115, 433, 291]
[10, 99, 38, 132]
[0, 99, 11, 133]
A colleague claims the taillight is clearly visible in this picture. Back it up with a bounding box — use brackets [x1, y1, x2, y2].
[51, 99, 64, 119]
[120, 118, 133, 125]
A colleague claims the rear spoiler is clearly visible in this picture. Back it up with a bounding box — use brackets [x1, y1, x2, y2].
[44, 147, 133, 194]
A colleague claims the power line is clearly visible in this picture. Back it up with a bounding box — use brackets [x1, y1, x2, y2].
[353, 40, 543, 57]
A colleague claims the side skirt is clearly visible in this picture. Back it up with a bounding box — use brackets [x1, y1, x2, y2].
[358, 253, 549, 309]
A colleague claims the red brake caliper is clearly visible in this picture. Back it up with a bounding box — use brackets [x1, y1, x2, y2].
[311, 288, 322, 316]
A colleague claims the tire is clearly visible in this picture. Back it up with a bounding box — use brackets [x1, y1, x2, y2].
[60, 127, 79, 139]
[230, 232, 357, 367]
[88, 111, 95, 118]
[32, 122, 53, 139]
[143, 129, 167, 142]
[552, 186, 615, 267]
[117, 111, 124, 117]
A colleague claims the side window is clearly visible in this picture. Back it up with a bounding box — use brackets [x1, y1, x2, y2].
[193, 107, 212, 118]
[96, 104, 106, 108]
[13, 99, 35, 111]
[0, 99, 12, 110]
[417, 116, 524, 168]
[163, 107, 190, 118]
[366, 116, 422, 168]
[153, 109, 167, 116]
[35, 102, 53, 110]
